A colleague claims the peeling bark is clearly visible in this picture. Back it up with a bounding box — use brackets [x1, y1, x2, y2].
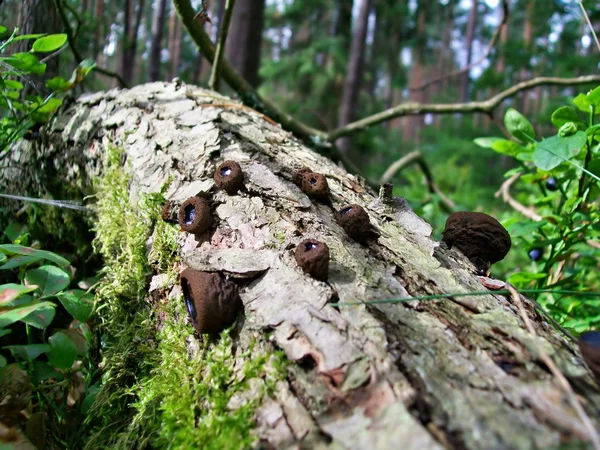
[4, 81, 600, 449]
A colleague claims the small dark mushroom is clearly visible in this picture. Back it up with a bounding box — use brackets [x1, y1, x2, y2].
[335, 204, 371, 244]
[579, 331, 600, 379]
[294, 239, 329, 281]
[178, 197, 212, 234]
[180, 269, 241, 334]
[442, 211, 511, 274]
[214, 160, 244, 194]
[293, 167, 313, 186]
[300, 172, 330, 201]
[161, 200, 178, 224]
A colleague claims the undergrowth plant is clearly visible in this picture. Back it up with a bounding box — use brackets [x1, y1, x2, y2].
[0, 228, 98, 448]
[475, 86, 600, 332]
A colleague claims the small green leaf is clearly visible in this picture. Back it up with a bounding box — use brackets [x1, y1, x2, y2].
[0, 26, 7, 35]
[31, 361, 63, 383]
[13, 33, 46, 42]
[533, 132, 587, 171]
[551, 106, 585, 130]
[47, 331, 77, 370]
[57, 290, 94, 322]
[586, 86, 600, 109]
[573, 93, 592, 113]
[490, 139, 525, 156]
[46, 76, 73, 92]
[0, 283, 39, 305]
[4, 80, 23, 90]
[504, 108, 536, 143]
[0, 255, 40, 270]
[31, 34, 67, 53]
[508, 271, 548, 286]
[36, 97, 62, 113]
[70, 59, 96, 84]
[0, 244, 70, 267]
[0, 301, 55, 328]
[25, 265, 70, 297]
[505, 220, 548, 237]
[473, 137, 503, 148]
[6, 343, 50, 361]
[21, 304, 55, 329]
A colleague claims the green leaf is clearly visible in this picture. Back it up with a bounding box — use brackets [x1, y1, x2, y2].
[47, 331, 77, 370]
[21, 303, 55, 329]
[57, 290, 94, 322]
[4, 80, 23, 90]
[0, 255, 40, 270]
[31, 360, 63, 383]
[504, 108, 535, 143]
[13, 33, 46, 42]
[551, 106, 585, 130]
[1, 53, 39, 71]
[508, 272, 548, 286]
[0, 354, 6, 368]
[0, 284, 39, 306]
[25, 265, 70, 297]
[31, 34, 67, 53]
[586, 86, 600, 109]
[36, 97, 62, 113]
[533, 132, 587, 171]
[473, 137, 503, 148]
[573, 93, 592, 113]
[70, 59, 96, 84]
[6, 344, 50, 361]
[490, 139, 525, 156]
[0, 26, 7, 35]
[0, 301, 55, 328]
[46, 76, 73, 92]
[2, 223, 27, 243]
[0, 244, 70, 267]
[505, 220, 548, 237]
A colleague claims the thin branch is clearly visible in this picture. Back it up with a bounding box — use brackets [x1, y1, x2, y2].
[380, 150, 454, 213]
[506, 284, 600, 450]
[209, 0, 235, 91]
[577, 1, 600, 53]
[172, 0, 325, 142]
[53, 0, 128, 88]
[412, 0, 509, 92]
[327, 75, 600, 141]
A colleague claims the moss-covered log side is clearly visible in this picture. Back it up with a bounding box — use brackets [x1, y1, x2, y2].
[7, 81, 600, 449]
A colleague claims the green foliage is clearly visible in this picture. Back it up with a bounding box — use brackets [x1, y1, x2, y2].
[475, 87, 600, 332]
[0, 228, 98, 448]
[0, 25, 95, 154]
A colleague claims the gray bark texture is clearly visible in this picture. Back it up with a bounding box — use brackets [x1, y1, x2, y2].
[4, 81, 600, 449]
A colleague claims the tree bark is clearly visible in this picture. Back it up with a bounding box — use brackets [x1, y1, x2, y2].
[337, 0, 373, 158]
[225, 0, 266, 88]
[148, 0, 169, 82]
[120, 0, 145, 85]
[4, 82, 600, 449]
[460, 0, 478, 103]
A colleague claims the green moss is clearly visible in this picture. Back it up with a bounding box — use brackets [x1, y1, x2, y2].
[86, 145, 286, 449]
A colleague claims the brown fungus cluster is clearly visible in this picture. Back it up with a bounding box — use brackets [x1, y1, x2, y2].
[335, 204, 371, 244]
[294, 239, 329, 281]
[180, 269, 241, 334]
[442, 211, 511, 275]
[214, 160, 244, 194]
[178, 196, 212, 234]
[293, 167, 330, 201]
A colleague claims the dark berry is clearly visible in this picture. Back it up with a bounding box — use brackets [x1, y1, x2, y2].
[545, 177, 558, 191]
[528, 248, 543, 261]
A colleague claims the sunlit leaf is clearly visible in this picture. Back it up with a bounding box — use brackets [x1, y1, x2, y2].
[0, 283, 38, 306]
[551, 106, 585, 130]
[57, 290, 94, 322]
[533, 132, 586, 171]
[0, 244, 70, 267]
[473, 137, 503, 148]
[504, 108, 536, 143]
[31, 34, 67, 53]
[0, 301, 55, 327]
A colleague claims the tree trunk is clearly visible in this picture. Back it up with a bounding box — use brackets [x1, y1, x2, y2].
[337, 0, 373, 158]
[225, 0, 266, 88]
[460, 0, 478, 103]
[121, 0, 145, 86]
[148, 0, 169, 82]
[4, 82, 600, 449]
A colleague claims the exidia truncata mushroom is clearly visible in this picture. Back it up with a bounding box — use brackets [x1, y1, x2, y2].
[442, 211, 511, 275]
[214, 160, 244, 194]
[180, 269, 241, 334]
[579, 331, 600, 379]
[295, 239, 329, 281]
[335, 204, 371, 244]
[178, 197, 212, 234]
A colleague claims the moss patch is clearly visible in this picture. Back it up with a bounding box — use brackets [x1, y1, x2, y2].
[85, 145, 285, 449]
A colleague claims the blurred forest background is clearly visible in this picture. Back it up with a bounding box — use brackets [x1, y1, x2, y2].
[1, 0, 599, 320]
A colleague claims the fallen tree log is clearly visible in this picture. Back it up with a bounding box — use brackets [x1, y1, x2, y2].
[4, 81, 600, 449]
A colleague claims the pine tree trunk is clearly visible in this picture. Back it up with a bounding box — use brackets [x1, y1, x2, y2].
[148, 0, 169, 82]
[4, 82, 600, 449]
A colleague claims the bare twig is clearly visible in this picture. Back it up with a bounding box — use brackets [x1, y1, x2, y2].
[577, 1, 600, 53]
[495, 172, 542, 221]
[53, 0, 128, 88]
[380, 150, 454, 213]
[412, 0, 509, 92]
[506, 284, 600, 450]
[209, 0, 235, 91]
[327, 75, 600, 141]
